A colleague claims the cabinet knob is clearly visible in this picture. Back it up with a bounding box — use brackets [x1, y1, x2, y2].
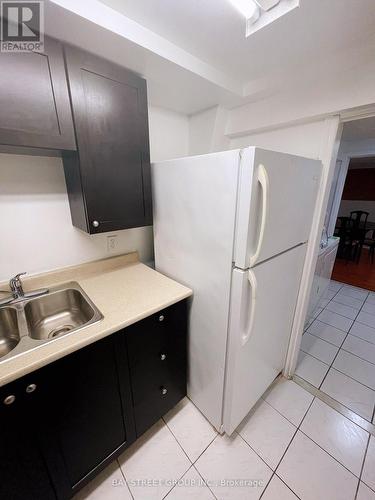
[158, 314, 165, 322]
[26, 384, 37, 394]
[3, 395, 16, 405]
[161, 387, 168, 396]
[160, 353, 167, 361]
[92, 220, 100, 228]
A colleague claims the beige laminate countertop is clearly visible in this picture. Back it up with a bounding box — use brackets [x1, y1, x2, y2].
[0, 253, 192, 387]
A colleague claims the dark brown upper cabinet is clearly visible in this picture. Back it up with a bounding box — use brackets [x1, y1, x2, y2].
[63, 46, 152, 234]
[0, 37, 76, 153]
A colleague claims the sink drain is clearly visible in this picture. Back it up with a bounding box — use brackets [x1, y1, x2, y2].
[48, 325, 74, 338]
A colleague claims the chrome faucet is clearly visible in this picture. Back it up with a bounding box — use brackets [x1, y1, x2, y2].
[9, 272, 27, 299]
[0, 272, 49, 306]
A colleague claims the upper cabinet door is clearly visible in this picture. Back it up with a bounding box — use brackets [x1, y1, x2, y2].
[0, 37, 76, 152]
[63, 46, 152, 234]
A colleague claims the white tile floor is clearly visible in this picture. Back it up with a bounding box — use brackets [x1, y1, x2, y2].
[74, 381, 375, 499]
[297, 280, 375, 424]
[73, 278, 375, 500]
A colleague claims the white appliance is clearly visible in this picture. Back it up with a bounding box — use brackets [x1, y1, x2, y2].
[152, 147, 321, 434]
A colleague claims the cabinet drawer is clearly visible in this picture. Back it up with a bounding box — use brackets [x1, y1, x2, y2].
[126, 302, 186, 371]
[133, 372, 186, 436]
[125, 300, 187, 436]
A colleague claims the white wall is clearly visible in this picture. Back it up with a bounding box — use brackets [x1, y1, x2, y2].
[188, 105, 230, 156]
[189, 107, 218, 156]
[229, 120, 328, 159]
[339, 200, 375, 221]
[149, 106, 189, 161]
[226, 46, 375, 137]
[0, 106, 189, 281]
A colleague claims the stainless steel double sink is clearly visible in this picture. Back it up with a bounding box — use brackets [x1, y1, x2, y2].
[0, 282, 103, 361]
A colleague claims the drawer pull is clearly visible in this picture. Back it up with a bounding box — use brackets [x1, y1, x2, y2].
[160, 353, 167, 361]
[26, 384, 37, 394]
[3, 395, 16, 405]
[158, 315, 165, 322]
[161, 387, 168, 396]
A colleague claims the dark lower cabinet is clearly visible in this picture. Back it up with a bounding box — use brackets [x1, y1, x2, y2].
[0, 379, 56, 500]
[43, 335, 136, 495]
[126, 301, 187, 436]
[0, 299, 187, 499]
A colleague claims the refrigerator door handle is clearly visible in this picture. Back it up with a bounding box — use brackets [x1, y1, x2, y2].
[242, 269, 257, 345]
[249, 164, 269, 267]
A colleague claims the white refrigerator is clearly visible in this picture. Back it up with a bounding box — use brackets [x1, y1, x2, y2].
[152, 147, 321, 434]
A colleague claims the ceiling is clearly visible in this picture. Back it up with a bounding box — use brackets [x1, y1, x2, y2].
[47, 0, 375, 114]
[99, 0, 375, 84]
[342, 117, 375, 142]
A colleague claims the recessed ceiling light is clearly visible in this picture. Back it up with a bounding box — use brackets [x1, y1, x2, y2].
[254, 0, 281, 10]
[247, 0, 299, 35]
[228, 0, 300, 36]
[228, 0, 260, 23]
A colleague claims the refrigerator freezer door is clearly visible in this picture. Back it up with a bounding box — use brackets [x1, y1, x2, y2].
[152, 149, 241, 430]
[234, 148, 321, 269]
[223, 244, 306, 435]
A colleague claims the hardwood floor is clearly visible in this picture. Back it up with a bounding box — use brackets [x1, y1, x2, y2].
[332, 248, 375, 291]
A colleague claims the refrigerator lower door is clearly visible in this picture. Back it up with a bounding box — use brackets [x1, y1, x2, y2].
[234, 148, 321, 269]
[223, 244, 306, 435]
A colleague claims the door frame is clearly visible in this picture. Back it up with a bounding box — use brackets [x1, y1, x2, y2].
[327, 147, 375, 237]
[284, 105, 375, 378]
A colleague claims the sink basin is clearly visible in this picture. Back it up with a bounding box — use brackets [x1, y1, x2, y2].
[0, 307, 20, 358]
[24, 287, 100, 340]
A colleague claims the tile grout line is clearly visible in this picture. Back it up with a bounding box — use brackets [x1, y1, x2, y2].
[306, 328, 348, 348]
[279, 380, 367, 486]
[161, 415, 220, 500]
[235, 431, 281, 496]
[231, 398, 302, 496]
[161, 415, 196, 465]
[261, 395, 308, 429]
[339, 344, 375, 368]
[322, 289, 375, 392]
[304, 331, 375, 369]
[348, 331, 375, 346]
[266, 392, 317, 498]
[274, 473, 303, 500]
[355, 434, 372, 500]
[293, 375, 375, 435]
[302, 285, 343, 333]
[298, 426, 365, 480]
[299, 348, 333, 368]
[116, 458, 135, 500]
[324, 304, 360, 321]
[294, 389, 361, 475]
[317, 286, 369, 391]
[327, 365, 375, 393]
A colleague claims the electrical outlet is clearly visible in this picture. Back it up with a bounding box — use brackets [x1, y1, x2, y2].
[107, 235, 118, 253]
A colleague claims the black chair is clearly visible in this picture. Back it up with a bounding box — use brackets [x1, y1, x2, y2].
[349, 210, 369, 229]
[335, 217, 357, 260]
[349, 211, 369, 263]
[364, 229, 375, 263]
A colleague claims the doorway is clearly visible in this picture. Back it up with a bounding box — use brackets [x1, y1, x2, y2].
[332, 156, 375, 289]
[294, 116, 375, 433]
